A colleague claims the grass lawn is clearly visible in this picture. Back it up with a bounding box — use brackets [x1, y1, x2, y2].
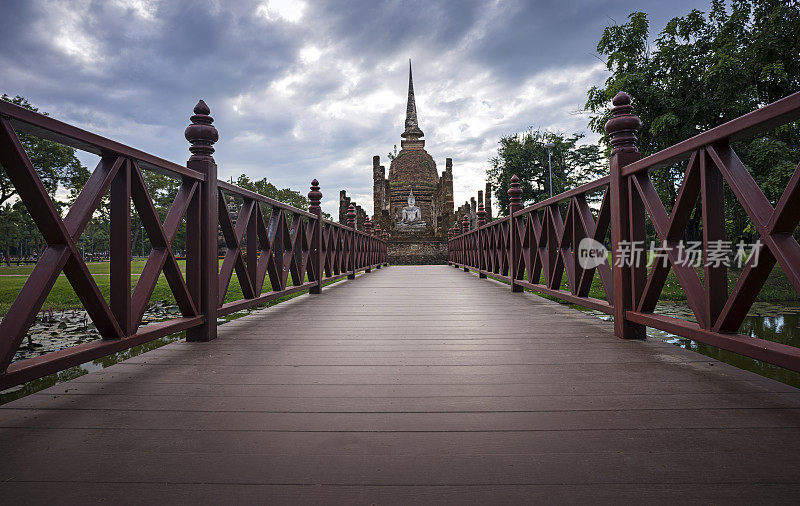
[515, 263, 798, 304]
[523, 249, 798, 303]
[0, 259, 260, 316]
[0, 257, 796, 316]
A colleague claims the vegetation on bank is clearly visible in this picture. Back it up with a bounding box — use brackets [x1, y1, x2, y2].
[1, 256, 795, 317]
[551, 264, 798, 305]
[0, 260, 286, 316]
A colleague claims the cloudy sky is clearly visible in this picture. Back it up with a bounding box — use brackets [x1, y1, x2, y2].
[1, 0, 708, 216]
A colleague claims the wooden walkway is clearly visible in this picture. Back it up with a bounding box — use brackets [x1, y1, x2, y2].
[2, 265, 800, 503]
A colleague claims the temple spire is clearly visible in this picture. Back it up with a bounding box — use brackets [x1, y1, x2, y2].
[402, 59, 424, 140]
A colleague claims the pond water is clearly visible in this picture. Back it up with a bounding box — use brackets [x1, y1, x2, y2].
[0, 306, 257, 404]
[571, 301, 800, 388]
[1, 279, 345, 404]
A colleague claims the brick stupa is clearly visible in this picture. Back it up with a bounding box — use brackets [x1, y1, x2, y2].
[341, 61, 455, 264]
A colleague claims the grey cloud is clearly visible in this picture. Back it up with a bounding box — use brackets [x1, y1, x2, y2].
[0, 0, 710, 216]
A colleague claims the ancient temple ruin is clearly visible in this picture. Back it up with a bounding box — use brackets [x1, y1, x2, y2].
[340, 61, 455, 264]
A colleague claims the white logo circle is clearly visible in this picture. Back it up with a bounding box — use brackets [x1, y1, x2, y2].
[577, 238, 608, 270]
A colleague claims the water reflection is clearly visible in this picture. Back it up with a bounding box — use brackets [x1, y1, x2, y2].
[0, 333, 185, 404]
[0, 280, 342, 404]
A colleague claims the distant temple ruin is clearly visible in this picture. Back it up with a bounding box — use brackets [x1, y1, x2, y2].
[339, 61, 455, 264]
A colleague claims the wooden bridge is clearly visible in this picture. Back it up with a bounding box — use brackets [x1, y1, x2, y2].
[2, 92, 800, 502]
[2, 265, 800, 502]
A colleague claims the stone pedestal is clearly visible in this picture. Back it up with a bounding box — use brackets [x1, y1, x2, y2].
[388, 234, 448, 265]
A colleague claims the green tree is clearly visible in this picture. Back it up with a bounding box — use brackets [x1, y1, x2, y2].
[0, 203, 20, 264]
[487, 130, 605, 216]
[0, 94, 89, 263]
[234, 174, 331, 219]
[0, 94, 86, 207]
[584, 0, 800, 241]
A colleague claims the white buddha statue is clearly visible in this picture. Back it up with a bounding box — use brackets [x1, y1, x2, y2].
[401, 189, 422, 223]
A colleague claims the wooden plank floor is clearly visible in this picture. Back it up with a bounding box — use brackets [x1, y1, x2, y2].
[2, 265, 800, 504]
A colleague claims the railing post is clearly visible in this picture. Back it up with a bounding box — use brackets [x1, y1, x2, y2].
[109, 157, 131, 336]
[477, 199, 487, 278]
[447, 229, 453, 265]
[374, 224, 382, 268]
[381, 230, 389, 266]
[347, 203, 356, 279]
[606, 92, 646, 339]
[383, 230, 389, 265]
[364, 216, 373, 273]
[308, 179, 323, 294]
[185, 100, 219, 342]
[453, 224, 460, 267]
[461, 215, 470, 271]
[456, 224, 461, 267]
[508, 174, 523, 292]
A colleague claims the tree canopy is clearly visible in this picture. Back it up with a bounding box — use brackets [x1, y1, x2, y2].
[0, 94, 87, 208]
[487, 130, 605, 216]
[0, 94, 89, 263]
[584, 0, 800, 240]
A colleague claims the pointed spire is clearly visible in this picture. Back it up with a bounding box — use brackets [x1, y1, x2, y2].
[402, 59, 424, 140]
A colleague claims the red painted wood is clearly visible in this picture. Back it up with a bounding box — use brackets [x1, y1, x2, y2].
[448, 90, 800, 372]
[185, 101, 219, 342]
[621, 91, 800, 176]
[110, 159, 132, 335]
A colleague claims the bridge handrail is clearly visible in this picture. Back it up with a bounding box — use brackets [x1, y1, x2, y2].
[450, 90, 800, 373]
[0, 99, 203, 181]
[0, 99, 387, 390]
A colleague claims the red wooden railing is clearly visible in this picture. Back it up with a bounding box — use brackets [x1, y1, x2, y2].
[0, 99, 387, 390]
[449, 91, 800, 372]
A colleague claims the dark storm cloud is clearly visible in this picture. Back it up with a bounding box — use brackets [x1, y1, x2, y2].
[0, 0, 710, 214]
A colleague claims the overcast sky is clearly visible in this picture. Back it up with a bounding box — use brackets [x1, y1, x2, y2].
[0, 0, 708, 216]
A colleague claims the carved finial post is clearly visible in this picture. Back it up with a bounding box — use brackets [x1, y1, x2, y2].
[383, 230, 389, 265]
[449, 224, 458, 267]
[508, 174, 523, 214]
[185, 100, 219, 342]
[347, 203, 356, 279]
[605, 92, 641, 156]
[447, 227, 453, 266]
[308, 179, 322, 214]
[606, 91, 645, 339]
[476, 201, 487, 278]
[447, 227, 452, 265]
[363, 217, 373, 272]
[308, 179, 323, 294]
[374, 223, 382, 268]
[461, 215, 470, 271]
[507, 174, 523, 291]
[185, 100, 218, 162]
